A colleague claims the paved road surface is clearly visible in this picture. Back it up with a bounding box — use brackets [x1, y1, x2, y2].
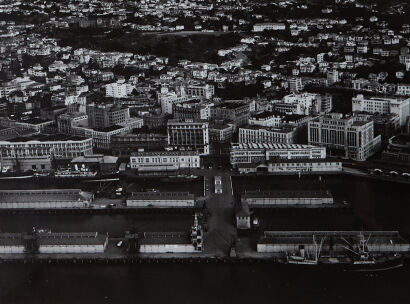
[193, 168, 237, 256]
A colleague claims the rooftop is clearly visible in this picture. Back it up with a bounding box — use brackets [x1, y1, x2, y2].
[131, 150, 199, 157]
[139, 232, 191, 245]
[129, 192, 195, 200]
[0, 189, 93, 203]
[4, 133, 90, 143]
[19, 118, 53, 125]
[231, 143, 318, 150]
[251, 111, 284, 119]
[240, 125, 295, 133]
[216, 102, 247, 109]
[71, 155, 119, 164]
[242, 190, 333, 199]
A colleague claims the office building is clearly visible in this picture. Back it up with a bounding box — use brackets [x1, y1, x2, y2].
[239, 125, 297, 145]
[211, 101, 250, 128]
[110, 132, 167, 156]
[130, 150, 200, 172]
[249, 111, 284, 127]
[308, 113, 381, 161]
[167, 119, 209, 154]
[352, 95, 410, 127]
[185, 81, 214, 99]
[86, 103, 130, 129]
[230, 143, 326, 167]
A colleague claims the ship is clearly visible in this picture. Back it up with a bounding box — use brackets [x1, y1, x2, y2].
[54, 168, 98, 179]
[261, 231, 408, 272]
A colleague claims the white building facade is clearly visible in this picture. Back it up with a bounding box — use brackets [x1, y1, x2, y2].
[130, 150, 200, 172]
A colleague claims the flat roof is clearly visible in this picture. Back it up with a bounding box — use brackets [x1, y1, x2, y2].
[71, 155, 119, 164]
[93, 125, 123, 132]
[131, 150, 199, 157]
[242, 190, 333, 199]
[129, 192, 195, 200]
[4, 133, 90, 143]
[38, 234, 106, 246]
[217, 102, 247, 109]
[232, 143, 318, 150]
[19, 118, 52, 125]
[391, 134, 410, 145]
[0, 189, 93, 203]
[251, 111, 284, 119]
[240, 125, 295, 133]
[139, 232, 192, 245]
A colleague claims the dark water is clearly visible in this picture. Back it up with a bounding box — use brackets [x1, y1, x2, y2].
[0, 263, 409, 304]
[0, 175, 409, 303]
[232, 175, 410, 233]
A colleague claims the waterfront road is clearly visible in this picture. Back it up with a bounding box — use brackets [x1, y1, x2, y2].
[193, 168, 237, 257]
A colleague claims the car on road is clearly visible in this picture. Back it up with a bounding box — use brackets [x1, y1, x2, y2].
[214, 176, 222, 194]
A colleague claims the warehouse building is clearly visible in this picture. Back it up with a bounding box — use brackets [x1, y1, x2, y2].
[38, 232, 108, 254]
[237, 159, 342, 174]
[0, 231, 108, 254]
[0, 189, 94, 209]
[139, 215, 203, 253]
[242, 190, 334, 207]
[257, 231, 410, 253]
[139, 232, 198, 253]
[126, 192, 196, 208]
[0, 233, 25, 253]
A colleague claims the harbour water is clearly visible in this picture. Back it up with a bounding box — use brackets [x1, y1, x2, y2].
[0, 174, 409, 303]
[0, 263, 409, 304]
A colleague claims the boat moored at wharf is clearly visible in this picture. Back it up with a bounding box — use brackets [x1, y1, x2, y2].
[257, 231, 410, 271]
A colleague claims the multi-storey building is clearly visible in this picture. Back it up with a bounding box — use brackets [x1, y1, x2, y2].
[282, 93, 328, 115]
[105, 80, 134, 98]
[289, 77, 303, 93]
[239, 125, 297, 145]
[249, 111, 284, 127]
[130, 150, 200, 172]
[230, 143, 326, 167]
[397, 84, 410, 96]
[185, 81, 214, 99]
[253, 23, 286, 32]
[173, 100, 213, 120]
[72, 118, 143, 150]
[209, 122, 234, 143]
[159, 91, 190, 114]
[211, 101, 250, 128]
[352, 95, 410, 126]
[110, 132, 167, 156]
[308, 113, 381, 161]
[57, 113, 88, 134]
[167, 119, 209, 155]
[0, 134, 93, 171]
[327, 69, 339, 86]
[86, 103, 130, 129]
